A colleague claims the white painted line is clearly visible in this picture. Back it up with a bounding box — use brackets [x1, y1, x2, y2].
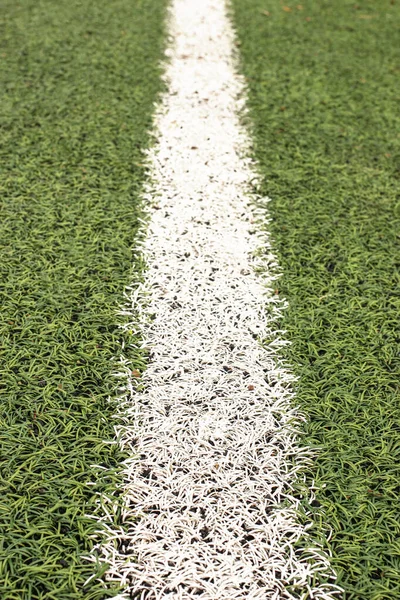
[92, 0, 342, 598]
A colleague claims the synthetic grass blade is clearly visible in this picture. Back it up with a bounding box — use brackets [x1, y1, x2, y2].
[91, 0, 341, 597]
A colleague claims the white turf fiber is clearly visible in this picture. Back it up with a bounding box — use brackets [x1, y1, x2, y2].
[94, 0, 342, 598]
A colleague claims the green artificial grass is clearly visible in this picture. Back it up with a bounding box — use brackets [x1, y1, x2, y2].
[230, 1, 400, 598]
[0, 0, 167, 597]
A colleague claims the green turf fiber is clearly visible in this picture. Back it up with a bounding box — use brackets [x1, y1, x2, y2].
[230, 1, 400, 598]
[0, 0, 167, 597]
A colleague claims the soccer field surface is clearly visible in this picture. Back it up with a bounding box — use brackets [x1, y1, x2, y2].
[0, 0, 399, 599]
[231, 1, 400, 597]
[0, 0, 167, 597]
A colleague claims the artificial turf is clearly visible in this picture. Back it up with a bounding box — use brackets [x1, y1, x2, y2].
[230, 0, 400, 598]
[0, 0, 167, 597]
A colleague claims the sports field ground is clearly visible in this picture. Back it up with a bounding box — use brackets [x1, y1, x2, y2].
[0, 1, 399, 599]
[231, 2, 400, 597]
[0, 1, 167, 597]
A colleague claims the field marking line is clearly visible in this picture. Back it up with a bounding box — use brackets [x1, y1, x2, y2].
[90, 0, 342, 597]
